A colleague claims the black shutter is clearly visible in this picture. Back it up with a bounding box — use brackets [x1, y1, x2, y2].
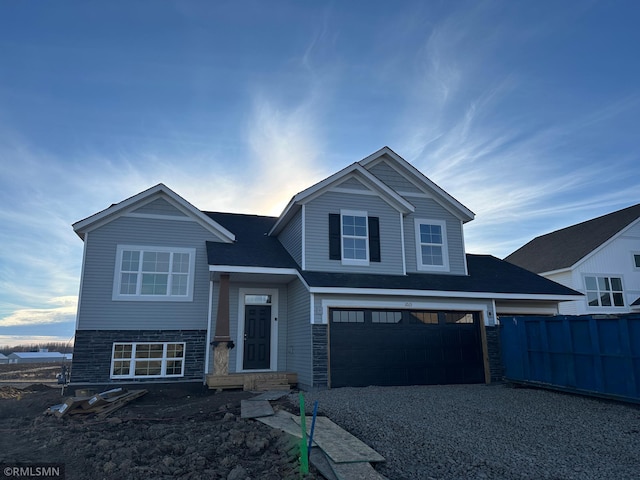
[368, 217, 381, 262]
[329, 214, 341, 260]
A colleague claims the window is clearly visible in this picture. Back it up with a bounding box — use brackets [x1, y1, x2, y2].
[114, 246, 195, 301]
[342, 210, 368, 263]
[414, 219, 449, 271]
[633, 253, 640, 269]
[111, 342, 185, 378]
[584, 276, 624, 307]
[329, 213, 380, 263]
[332, 310, 364, 323]
[371, 311, 402, 323]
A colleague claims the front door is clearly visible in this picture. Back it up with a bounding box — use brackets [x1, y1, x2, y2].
[243, 305, 271, 369]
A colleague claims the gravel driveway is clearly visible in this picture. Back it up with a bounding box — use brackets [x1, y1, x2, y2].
[292, 384, 640, 480]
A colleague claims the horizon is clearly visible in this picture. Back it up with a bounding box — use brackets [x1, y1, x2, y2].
[1, 1, 639, 345]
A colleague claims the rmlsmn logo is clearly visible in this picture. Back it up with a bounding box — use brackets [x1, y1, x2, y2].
[1, 463, 65, 479]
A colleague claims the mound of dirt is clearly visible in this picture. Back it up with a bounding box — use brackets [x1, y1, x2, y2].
[0, 385, 320, 479]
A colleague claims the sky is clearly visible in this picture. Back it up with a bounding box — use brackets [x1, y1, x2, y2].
[0, 1, 639, 347]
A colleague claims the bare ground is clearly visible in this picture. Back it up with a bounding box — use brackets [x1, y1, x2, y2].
[0, 365, 320, 480]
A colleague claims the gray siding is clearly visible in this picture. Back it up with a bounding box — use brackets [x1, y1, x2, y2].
[336, 177, 369, 190]
[132, 198, 187, 216]
[304, 190, 404, 275]
[404, 197, 467, 275]
[78, 216, 223, 330]
[278, 210, 303, 267]
[286, 278, 312, 389]
[368, 160, 422, 193]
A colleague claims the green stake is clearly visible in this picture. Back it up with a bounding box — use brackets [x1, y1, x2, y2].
[299, 392, 309, 475]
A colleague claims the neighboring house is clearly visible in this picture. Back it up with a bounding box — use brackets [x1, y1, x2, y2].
[7, 352, 68, 364]
[0, 353, 8, 364]
[505, 203, 640, 315]
[71, 147, 580, 389]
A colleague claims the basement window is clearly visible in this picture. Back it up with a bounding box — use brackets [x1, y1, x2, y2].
[111, 342, 185, 379]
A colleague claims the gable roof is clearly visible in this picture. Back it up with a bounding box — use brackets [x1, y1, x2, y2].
[360, 146, 475, 222]
[505, 203, 640, 274]
[270, 159, 415, 235]
[73, 183, 235, 243]
[269, 146, 474, 236]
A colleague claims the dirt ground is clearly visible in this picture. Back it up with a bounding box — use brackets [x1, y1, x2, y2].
[0, 366, 321, 479]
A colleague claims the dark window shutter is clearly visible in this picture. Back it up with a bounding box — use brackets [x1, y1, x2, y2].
[329, 214, 341, 260]
[368, 216, 381, 262]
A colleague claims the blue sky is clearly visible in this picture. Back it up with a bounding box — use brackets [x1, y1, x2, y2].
[1, 1, 639, 346]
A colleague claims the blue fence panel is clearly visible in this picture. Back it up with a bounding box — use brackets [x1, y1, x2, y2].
[500, 314, 640, 403]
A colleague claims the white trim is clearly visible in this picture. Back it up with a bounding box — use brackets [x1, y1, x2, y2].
[236, 287, 279, 373]
[112, 245, 196, 301]
[204, 279, 214, 378]
[582, 273, 626, 309]
[310, 293, 316, 324]
[320, 298, 490, 326]
[491, 299, 498, 326]
[209, 265, 299, 276]
[539, 267, 572, 276]
[460, 219, 469, 276]
[309, 286, 583, 302]
[75, 232, 88, 332]
[414, 218, 450, 272]
[73, 184, 236, 243]
[400, 212, 407, 275]
[632, 251, 640, 271]
[301, 205, 306, 271]
[331, 187, 379, 196]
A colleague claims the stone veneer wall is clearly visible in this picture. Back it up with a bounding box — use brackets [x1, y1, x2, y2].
[312, 324, 328, 389]
[71, 330, 207, 384]
[485, 325, 504, 383]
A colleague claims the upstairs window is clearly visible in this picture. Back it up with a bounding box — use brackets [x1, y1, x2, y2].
[328, 212, 380, 264]
[114, 246, 195, 301]
[414, 219, 449, 271]
[633, 253, 640, 269]
[585, 276, 624, 307]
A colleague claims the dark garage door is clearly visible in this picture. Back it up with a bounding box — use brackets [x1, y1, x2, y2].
[329, 308, 485, 388]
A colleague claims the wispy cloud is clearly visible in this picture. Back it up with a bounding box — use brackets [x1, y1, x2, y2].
[0, 296, 77, 327]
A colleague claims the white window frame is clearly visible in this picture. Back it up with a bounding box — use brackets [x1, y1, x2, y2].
[340, 209, 369, 266]
[110, 342, 186, 379]
[414, 218, 449, 272]
[583, 275, 625, 308]
[113, 245, 196, 301]
[632, 252, 640, 271]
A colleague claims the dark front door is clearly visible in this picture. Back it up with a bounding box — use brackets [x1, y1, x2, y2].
[243, 305, 271, 369]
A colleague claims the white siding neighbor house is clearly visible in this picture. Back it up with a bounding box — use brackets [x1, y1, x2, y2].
[505, 203, 640, 315]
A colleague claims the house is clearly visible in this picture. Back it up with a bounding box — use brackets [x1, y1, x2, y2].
[505, 203, 640, 315]
[7, 352, 68, 364]
[0, 353, 8, 364]
[70, 147, 580, 389]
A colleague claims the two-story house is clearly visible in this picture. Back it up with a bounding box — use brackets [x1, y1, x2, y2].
[505, 203, 640, 316]
[71, 147, 580, 389]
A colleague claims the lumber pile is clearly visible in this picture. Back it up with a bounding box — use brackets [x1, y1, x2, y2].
[49, 387, 147, 418]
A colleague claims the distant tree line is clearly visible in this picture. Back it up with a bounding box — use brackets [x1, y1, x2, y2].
[0, 342, 74, 356]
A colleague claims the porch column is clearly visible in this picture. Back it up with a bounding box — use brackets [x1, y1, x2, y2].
[212, 273, 233, 376]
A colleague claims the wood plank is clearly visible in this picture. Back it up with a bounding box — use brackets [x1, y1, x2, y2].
[295, 416, 385, 464]
[249, 391, 288, 401]
[240, 399, 274, 418]
[330, 460, 388, 480]
[256, 410, 305, 439]
[309, 448, 339, 480]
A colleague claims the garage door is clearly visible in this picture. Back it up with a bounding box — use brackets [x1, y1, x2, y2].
[329, 308, 485, 388]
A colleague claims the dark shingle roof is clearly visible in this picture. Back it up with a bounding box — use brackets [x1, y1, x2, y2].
[301, 255, 580, 296]
[204, 212, 578, 297]
[205, 212, 299, 268]
[505, 203, 640, 274]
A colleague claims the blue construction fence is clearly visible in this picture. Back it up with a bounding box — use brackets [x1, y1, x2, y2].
[500, 314, 640, 403]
